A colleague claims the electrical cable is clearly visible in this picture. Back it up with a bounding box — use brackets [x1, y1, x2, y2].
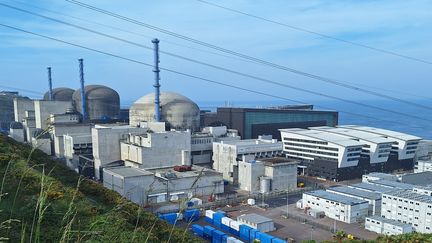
[0, 22, 425, 129]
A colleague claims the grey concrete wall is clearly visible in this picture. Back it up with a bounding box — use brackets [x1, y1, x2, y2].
[14, 98, 34, 122]
[34, 100, 72, 129]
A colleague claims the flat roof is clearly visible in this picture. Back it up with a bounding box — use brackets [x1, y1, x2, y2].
[369, 180, 414, 190]
[237, 213, 272, 224]
[219, 138, 280, 146]
[150, 165, 221, 179]
[349, 183, 395, 193]
[327, 186, 381, 200]
[104, 166, 153, 178]
[257, 157, 299, 166]
[366, 215, 411, 228]
[339, 125, 421, 141]
[304, 190, 368, 205]
[311, 126, 394, 144]
[279, 128, 364, 147]
[384, 189, 432, 204]
[401, 171, 432, 186]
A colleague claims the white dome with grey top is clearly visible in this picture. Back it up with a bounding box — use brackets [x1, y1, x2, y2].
[129, 92, 200, 131]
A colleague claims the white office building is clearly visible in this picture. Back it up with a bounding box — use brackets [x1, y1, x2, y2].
[327, 186, 382, 215]
[302, 190, 369, 223]
[212, 135, 283, 183]
[280, 126, 421, 181]
[381, 189, 432, 233]
[365, 215, 413, 235]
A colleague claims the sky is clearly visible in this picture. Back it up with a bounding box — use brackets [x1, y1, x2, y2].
[0, 0, 431, 107]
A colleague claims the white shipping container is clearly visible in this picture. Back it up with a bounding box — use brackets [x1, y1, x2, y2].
[222, 217, 233, 226]
[247, 198, 255, 205]
[190, 198, 203, 205]
[230, 220, 241, 231]
[205, 210, 215, 219]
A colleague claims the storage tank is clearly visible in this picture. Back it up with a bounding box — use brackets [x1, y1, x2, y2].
[72, 85, 120, 120]
[43, 87, 74, 101]
[129, 92, 200, 131]
[260, 176, 271, 193]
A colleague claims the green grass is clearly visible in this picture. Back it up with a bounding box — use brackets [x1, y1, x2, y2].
[0, 134, 202, 242]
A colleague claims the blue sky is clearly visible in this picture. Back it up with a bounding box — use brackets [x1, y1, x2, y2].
[0, 0, 431, 107]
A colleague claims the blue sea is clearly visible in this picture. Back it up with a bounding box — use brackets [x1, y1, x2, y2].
[198, 99, 432, 140]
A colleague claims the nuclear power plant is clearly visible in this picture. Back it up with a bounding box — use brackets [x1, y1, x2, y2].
[4, 39, 426, 225]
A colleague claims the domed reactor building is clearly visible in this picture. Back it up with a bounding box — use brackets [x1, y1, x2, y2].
[43, 87, 74, 101]
[129, 92, 200, 131]
[73, 85, 120, 121]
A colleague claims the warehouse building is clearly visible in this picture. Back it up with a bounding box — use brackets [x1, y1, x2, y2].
[399, 171, 432, 186]
[280, 126, 421, 181]
[238, 156, 297, 193]
[365, 215, 413, 235]
[381, 189, 432, 233]
[201, 105, 338, 139]
[302, 190, 369, 223]
[103, 165, 224, 205]
[327, 186, 382, 215]
[348, 182, 395, 194]
[212, 135, 283, 183]
[237, 213, 275, 232]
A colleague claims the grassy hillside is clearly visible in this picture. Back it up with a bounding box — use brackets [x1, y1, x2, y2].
[0, 134, 201, 242]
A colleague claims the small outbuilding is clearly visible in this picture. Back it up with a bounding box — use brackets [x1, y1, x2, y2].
[237, 213, 275, 232]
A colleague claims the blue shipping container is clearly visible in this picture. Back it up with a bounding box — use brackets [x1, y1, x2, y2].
[204, 225, 216, 239]
[272, 238, 288, 243]
[249, 228, 259, 242]
[191, 224, 204, 237]
[213, 213, 225, 228]
[184, 209, 200, 223]
[239, 224, 253, 242]
[257, 232, 275, 243]
[160, 213, 177, 225]
[221, 223, 230, 232]
[187, 201, 194, 207]
[212, 230, 226, 243]
[229, 227, 239, 237]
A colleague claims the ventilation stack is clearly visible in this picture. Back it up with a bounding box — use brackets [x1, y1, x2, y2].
[152, 38, 161, 122]
[78, 58, 87, 121]
[47, 67, 53, 101]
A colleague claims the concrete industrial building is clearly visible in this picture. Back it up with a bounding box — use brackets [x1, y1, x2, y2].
[191, 126, 240, 165]
[365, 216, 413, 235]
[212, 135, 283, 183]
[129, 92, 200, 131]
[237, 157, 298, 193]
[414, 140, 432, 173]
[201, 105, 338, 140]
[92, 124, 150, 179]
[302, 190, 369, 223]
[63, 133, 92, 171]
[381, 189, 432, 233]
[0, 91, 29, 132]
[280, 126, 421, 181]
[121, 130, 192, 169]
[103, 165, 224, 205]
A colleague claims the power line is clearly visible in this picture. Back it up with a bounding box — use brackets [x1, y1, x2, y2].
[196, 0, 432, 65]
[2, 2, 432, 121]
[61, 0, 432, 111]
[6, 0, 255, 64]
[0, 23, 425, 129]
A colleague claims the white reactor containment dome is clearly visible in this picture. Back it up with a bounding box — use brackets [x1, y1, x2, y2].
[129, 92, 200, 131]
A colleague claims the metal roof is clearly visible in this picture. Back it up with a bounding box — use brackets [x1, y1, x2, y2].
[279, 128, 364, 147]
[384, 189, 432, 204]
[237, 213, 272, 224]
[327, 186, 381, 200]
[366, 215, 411, 228]
[311, 126, 394, 144]
[349, 183, 395, 193]
[304, 190, 368, 205]
[369, 180, 414, 190]
[339, 125, 421, 141]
